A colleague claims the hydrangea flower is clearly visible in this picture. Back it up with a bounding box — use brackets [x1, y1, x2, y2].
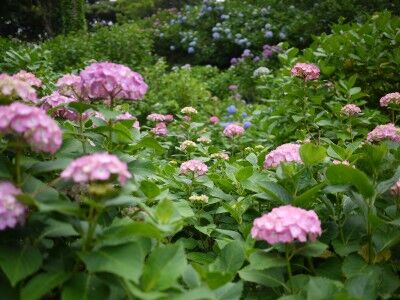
[227, 105, 237, 114]
[264, 143, 302, 168]
[380, 92, 400, 107]
[0, 182, 27, 231]
[56, 74, 83, 98]
[197, 136, 211, 144]
[79, 62, 148, 101]
[147, 113, 173, 122]
[13, 70, 42, 87]
[0, 102, 62, 154]
[116, 112, 140, 129]
[0, 74, 38, 103]
[228, 85, 238, 91]
[41, 91, 79, 121]
[367, 124, 400, 143]
[341, 104, 361, 116]
[151, 122, 168, 136]
[223, 124, 245, 137]
[189, 194, 209, 203]
[211, 151, 229, 160]
[61, 153, 131, 185]
[332, 160, 350, 166]
[243, 121, 252, 129]
[180, 159, 208, 176]
[253, 67, 271, 77]
[391, 180, 400, 197]
[209, 116, 219, 124]
[181, 107, 198, 114]
[291, 63, 320, 81]
[180, 140, 197, 151]
[251, 205, 322, 244]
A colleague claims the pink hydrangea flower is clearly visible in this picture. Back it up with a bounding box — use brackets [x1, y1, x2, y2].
[391, 180, 400, 197]
[209, 116, 219, 124]
[0, 181, 27, 230]
[41, 91, 79, 121]
[61, 153, 132, 185]
[13, 70, 42, 87]
[180, 159, 208, 176]
[264, 143, 302, 168]
[251, 205, 322, 244]
[79, 62, 148, 101]
[116, 112, 140, 129]
[380, 92, 400, 107]
[164, 114, 174, 122]
[341, 104, 361, 116]
[0, 102, 62, 153]
[291, 63, 320, 81]
[223, 124, 245, 137]
[228, 85, 238, 91]
[151, 122, 168, 136]
[367, 123, 400, 143]
[147, 113, 165, 122]
[0, 74, 38, 103]
[56, 74, 83, 98]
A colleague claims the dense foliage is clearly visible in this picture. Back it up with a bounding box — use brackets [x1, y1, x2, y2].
[0, 1, 400, 299]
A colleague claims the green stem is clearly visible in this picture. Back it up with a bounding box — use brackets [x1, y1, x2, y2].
[79, 114, 87, 153]
[285, 244, 294, 294]
[108, 120, 113, 151]
[83, 206, 100, 251]
[14, 148, 22, 187]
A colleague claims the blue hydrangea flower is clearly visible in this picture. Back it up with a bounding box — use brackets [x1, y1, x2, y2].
[212, 32, 221, 40]
[279, 32, 287, 39]
[170, 45, 176, 51]
[188, 47, 195, 54]
[265, 31, 273, 38]
[243, 121, 252, 129]
[227, 105, 237, 114]
[242, 112, 248, 118]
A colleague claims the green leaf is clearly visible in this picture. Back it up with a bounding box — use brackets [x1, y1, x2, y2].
[155, 199, 175, 224]
[296, 241, 328, 257]
[258, 182, 292, 204]
[345, 273, 378, 300]
[300, 144, 327, 166]
[306, 277, 344, 300]
[214, 281, 243, 300]
[132, 136, 165, 155]
[235, 166, 253, 182]
[239, 266, 284, 287]
[209, 240, 245, 273]
[293, 182, 327, 207]
[326, 165, 374, 198]
[182, 265, 201, 289]
[61, 273, 109, 300]
[28, 159, 72, 175]
[248, 251, 286, 270]
[140, 180, 161, 198]
[67, 102, 94, 113]
[141, 243, 187, 291]
[21, 272, 70, 300]
[81, 241, 149, 283]
[0, 245, 42, 287]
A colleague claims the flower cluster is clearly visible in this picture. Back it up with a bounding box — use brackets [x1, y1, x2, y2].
[379, 92, 400, 107]
[41, 92, 78, 121]
[0, 102, 62, 153]
[0, 181, 26, 231]
[189, 194, 209, 203]
[147, 113, 174, 122]
[79, 62, 148, 101]
[223, 124, 244, 137]
[13, 70, 42, 87]
[391, 180, 400, 197]
[0, 74, 37, 103]
[264, 143, 302, 168]
[291, 63, 320, 81]
[341, 104, 362, 116]
[211, 151, 229, 160]
[367, 123, 400, 143]
[251, 205, 322, 244]
[61, 153, 132, 185]
[180, 159, 208, 176]
[209, 116, 219, 124]
[151, 122, 168, 136]
[180, 140, 197, 151]
[197, 136, 211, 144]
[181, 106, 198, 114]
[116, 112, 140, 129]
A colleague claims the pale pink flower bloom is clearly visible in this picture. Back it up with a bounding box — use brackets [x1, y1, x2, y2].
[380, 92, 400, 107]
[0, 182, 26, 231]
[291, 63, 320, 81]
[264, 143, 302, 168]
[13, 70, 42, 87]
[367, 123, 400, 143]
[151, 122, 168, 136]
[41, 91, 79, 121]
[183, 115, 192, 122]
[180, 159, 208, 176]
[61, 153, 131, 185]
[251, 205, 322, 244]
[223, 124, 245, 137]
[341, 104, 361, 116]
[209, 116, 219, 124]
[56, 74, 83, 98]
[391, 180, 400, 197]
[0, 102, 62, 153]
[0, 74, 38, 103]
[80, 62, 148, 101]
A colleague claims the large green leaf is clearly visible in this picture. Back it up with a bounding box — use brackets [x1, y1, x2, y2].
[209, 240, 245, 273]
[248, 251, 286, 270]
[80, 241, 150, 283]
[326, 165, 374, 198]
[0, 245, 42, 287]
[20, 272, 70, 300]
[300, 144, 327, 166]
[239, 266, 284, 287]
[141, 243, 187, 291]
[61, 273, 109, 300]
[306, 277, 344, 300]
